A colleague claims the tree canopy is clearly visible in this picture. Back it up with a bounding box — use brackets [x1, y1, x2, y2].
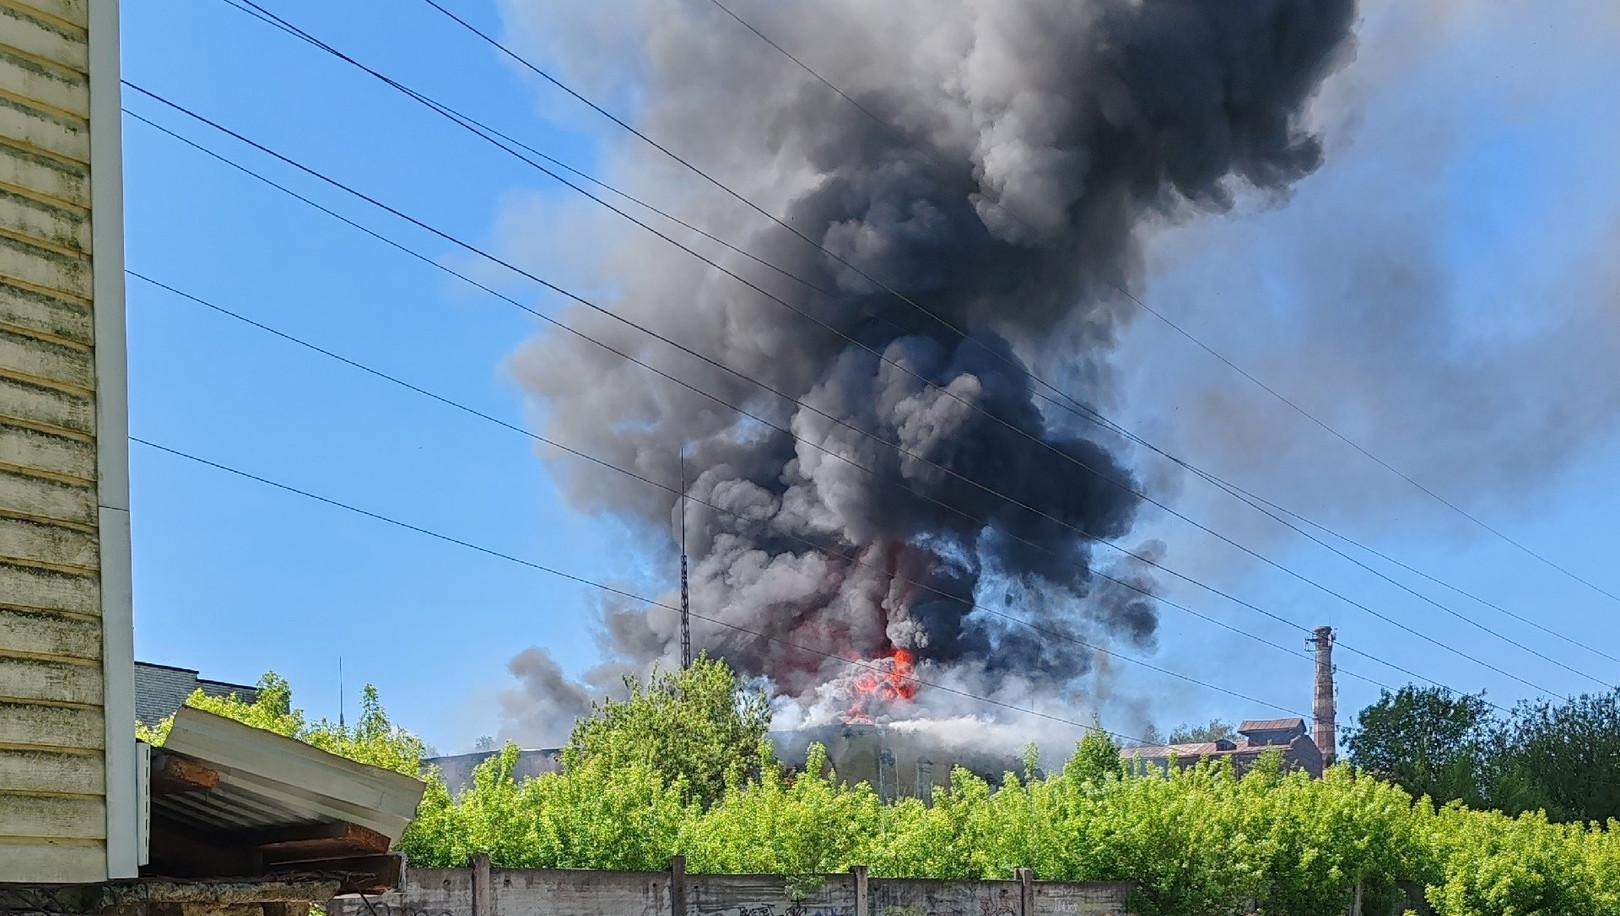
[1167, 718, 1238, 745]
[1347, 685, 1492, 809]
[135, 666, 1620, 915]
[563, 655, 773, 806]
[1350, 684, 1620, 824]
[136, 670, 427, 777]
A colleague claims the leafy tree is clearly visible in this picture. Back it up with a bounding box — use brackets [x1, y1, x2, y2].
[1067, 727, 1122, 783]
[1484, 690, 1620, 823]
[473, 735, 497, 752]
[1347, 685, 1492, 808]
[1167, 718, 1236, 744]
[137, 671, 428, 777]
[564, 655, 772, 806]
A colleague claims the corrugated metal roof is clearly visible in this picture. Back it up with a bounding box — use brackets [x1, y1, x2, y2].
[159, 707, 425, 842]
[1238, 717, 1306, 734]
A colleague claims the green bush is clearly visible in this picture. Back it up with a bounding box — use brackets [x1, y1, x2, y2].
[146, 667, 1620, 916]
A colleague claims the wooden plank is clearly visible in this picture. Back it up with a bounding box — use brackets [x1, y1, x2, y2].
[0, 836, 103, 882]
[0, 606, 98, 658]
[276, 854, 401, 896]
[0, 791, 104, 838]
[1, 275, 96, 342]
[0, 375, 94, 434]
[0, 141, 89, 208]
[0, 746, 101, 793]
[253, 821, 392, 859]
[0, 420, 95, 479]
[0, 50, 88, 120]
[0, 510, 95, 567]
[2, 0, 89, 31]
[0, 559, 98, 612]
[0, 234, 90, 301]
[0, 328, 92, 394]
[150, 752, 220, 795]
[0, 468, 95, 526]
[0, 5, 87, 74]
[0, 698, 102, 748]
[0, 653, 99, 703]
[0, 95, 88, 165]
[0, 184, 89, 252]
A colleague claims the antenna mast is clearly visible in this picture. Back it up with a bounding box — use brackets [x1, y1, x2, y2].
[338, 656, 345, 730]
[680, 449, 692, 670]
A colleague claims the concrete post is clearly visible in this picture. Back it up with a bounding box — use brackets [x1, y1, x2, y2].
[670, 856, 687, 916]
[1016, 868, 1034, 916]
[852, 865, 869, 916]
[470, 853, 492, 916]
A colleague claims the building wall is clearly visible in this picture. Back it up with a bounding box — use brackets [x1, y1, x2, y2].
[134, 662, 261, 728]
[0, 0, 134, 883]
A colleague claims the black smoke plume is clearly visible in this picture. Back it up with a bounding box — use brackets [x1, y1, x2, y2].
[499, 0, 1358, 739]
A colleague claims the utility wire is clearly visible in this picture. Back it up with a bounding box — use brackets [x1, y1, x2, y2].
[119, 107, 1316, 678]
[259, 2, 1598, 693]
[130, 434, 1167, 747]
[131, 268, 1315, 720]
[119, 96, 1504, 710]
[196, 6, 1588, 698]
[691, 0, 1620, 653]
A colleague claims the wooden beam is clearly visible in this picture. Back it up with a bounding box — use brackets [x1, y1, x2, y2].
[258, 829, 392, 865]
[250, 821, 392, 866]
[150, 752, 220, 795]
[265, 854, 402, 896]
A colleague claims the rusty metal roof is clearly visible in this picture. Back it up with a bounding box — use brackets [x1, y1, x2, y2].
[1237, 718, 1306, 735]
[146, 707, 425, 891]
[159, 707, 424, 840]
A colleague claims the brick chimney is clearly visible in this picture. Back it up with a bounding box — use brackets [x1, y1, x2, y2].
[1312, 626, 1336, 766]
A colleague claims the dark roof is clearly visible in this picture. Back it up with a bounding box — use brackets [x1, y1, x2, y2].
[423, 748, 564, 796]
[1238, 717, 1306, 735]
[1123, 733, 1324, 779]
[136, 661, 260, 726]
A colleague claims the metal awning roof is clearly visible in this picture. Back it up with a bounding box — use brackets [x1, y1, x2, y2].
[146, 707, 427, 892]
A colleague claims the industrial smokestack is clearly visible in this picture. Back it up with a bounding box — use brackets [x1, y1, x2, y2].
[1312, 626, 1336, 767]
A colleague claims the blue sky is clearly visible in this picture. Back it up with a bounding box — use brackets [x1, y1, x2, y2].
[123, 0, 1620, 754]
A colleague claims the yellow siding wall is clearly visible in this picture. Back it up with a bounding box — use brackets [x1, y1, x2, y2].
[0, 0, 113, 882]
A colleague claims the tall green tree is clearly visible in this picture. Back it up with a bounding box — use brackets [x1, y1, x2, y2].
[1167, 718, 1237, 744]
[1484, 690, 1620, 823]
[1347, 685, 1491, 808]
[564, 655, 772, 806]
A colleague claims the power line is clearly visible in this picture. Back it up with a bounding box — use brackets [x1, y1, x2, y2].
[118, 94, 1508, 710]
[129, 268, 1315, 719]
[193, 7, 1592, 697]
[129, 434, 1169, 747]
[342, 5, 1600, 692]
[689, 0, 1620, 652]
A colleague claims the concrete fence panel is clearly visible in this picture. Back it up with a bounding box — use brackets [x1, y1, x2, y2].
[333, 861, 1131, 916]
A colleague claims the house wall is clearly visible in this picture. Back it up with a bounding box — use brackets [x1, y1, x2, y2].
[0, 0, 134, 883]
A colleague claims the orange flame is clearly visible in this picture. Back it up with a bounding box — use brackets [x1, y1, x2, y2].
[845, 649, 918, 722]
